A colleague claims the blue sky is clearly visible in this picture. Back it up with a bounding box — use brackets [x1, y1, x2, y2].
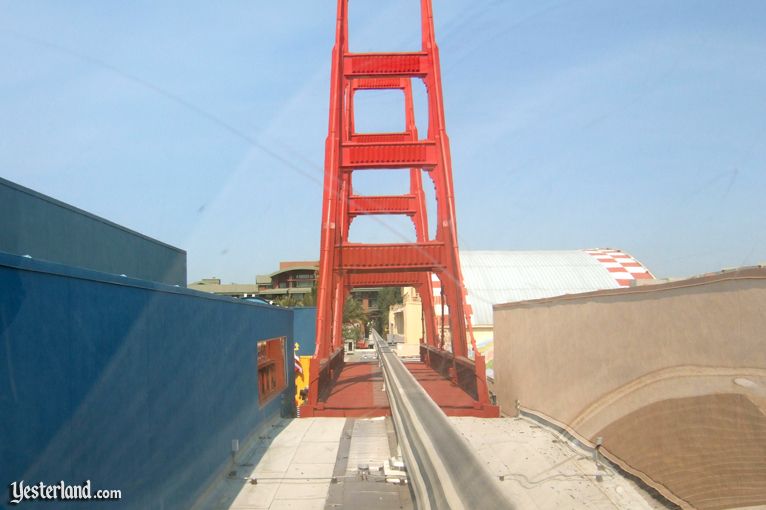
[1, 1, 764, 282]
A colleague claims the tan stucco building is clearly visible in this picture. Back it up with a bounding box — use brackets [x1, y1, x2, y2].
[492, 266, 766, 510]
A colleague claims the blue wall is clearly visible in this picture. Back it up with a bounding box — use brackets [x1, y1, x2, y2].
[292, 307, 317, 356]
[0, 177, 186, 286]
[0, 253, 295, 509]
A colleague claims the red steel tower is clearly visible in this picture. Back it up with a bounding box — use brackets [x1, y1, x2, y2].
[302, 0, 495, 416]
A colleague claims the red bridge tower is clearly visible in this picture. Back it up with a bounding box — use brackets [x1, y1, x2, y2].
[301, 0, 497, 417]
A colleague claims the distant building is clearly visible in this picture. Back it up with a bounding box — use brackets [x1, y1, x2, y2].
[187, 278, 261, 298]
[256, 261, 319, 300]
[189, 261, 318, 300]
[189, 261, 381, 313]
[388, 287, 424, 356]
[389, 249, 655, 375]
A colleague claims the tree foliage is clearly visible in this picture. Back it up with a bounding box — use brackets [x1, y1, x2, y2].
[301, 282, 317, 307]
[342, 295, 367, 340]
[274, 294, 301, 307]
[272, 281, 317, 308]
[343, 295, 366, 324]
[375, 287, 403, 333]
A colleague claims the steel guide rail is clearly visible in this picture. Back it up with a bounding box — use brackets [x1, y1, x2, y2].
[372, 330, 513, 510]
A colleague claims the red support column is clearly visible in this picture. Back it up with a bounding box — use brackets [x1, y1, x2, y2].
[301, 0, 496, 416]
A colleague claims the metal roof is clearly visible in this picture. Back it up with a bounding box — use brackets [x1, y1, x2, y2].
[460, 250, 640, 326]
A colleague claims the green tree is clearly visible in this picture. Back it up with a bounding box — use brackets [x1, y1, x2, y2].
[343, 295, 366, 324]
[375, 287, 403, 333]
[301, 282, 317, 307]
[342, 295, 367, 341]
[275, 294, 301, 307]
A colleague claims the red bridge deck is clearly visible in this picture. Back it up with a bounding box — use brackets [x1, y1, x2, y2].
[306, 359, 493, 418]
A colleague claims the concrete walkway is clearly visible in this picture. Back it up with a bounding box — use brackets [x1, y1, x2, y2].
[449, 416, 667, 509]
[199, 418, 346, 510]
[199, 415, 671, 509]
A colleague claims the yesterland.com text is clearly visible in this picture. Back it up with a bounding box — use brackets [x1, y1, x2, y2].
[8, 480, 121, 505]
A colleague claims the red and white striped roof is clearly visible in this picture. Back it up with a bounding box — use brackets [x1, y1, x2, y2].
[425, 249, 654, 327]
[582, 248, 654, 287]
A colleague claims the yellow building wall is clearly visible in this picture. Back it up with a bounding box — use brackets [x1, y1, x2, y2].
[386, 287, 497, 371]
[388, 287, 425, 356]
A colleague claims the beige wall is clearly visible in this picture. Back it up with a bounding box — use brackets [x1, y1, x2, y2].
[389, 287, 424, 350]
[387, 288, 498, 368]
[493, 267, 766, 509]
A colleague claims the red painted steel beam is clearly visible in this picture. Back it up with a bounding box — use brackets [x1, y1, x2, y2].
[343, 52, 431, 78]
[349, 133, 412, 143]
[348, 194, 416, 216]
[347, 273, 423, 288]
[337, 242, 445, 272]
[353, 77, 406, 90]
[341, 140, 438, 170]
